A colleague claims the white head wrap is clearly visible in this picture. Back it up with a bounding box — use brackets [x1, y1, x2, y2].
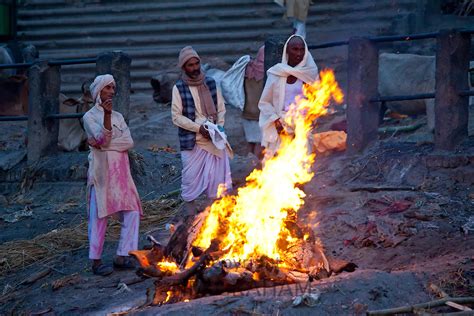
[90, 74, 115, 105]
[267, 35, 319, 83]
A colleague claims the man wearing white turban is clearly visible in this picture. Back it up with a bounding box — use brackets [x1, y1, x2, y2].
[83, 74, 142, 276]
[258, 35, 319, 159]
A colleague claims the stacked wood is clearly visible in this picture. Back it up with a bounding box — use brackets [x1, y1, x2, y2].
[133, 211, 357, 305]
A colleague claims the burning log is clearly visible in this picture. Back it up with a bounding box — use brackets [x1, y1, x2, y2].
[201, 261, 226, 284]
[152, 239, 220, 305]
[165, 210, 208, 267]
[135, 223, 357, 305]
[130, 241, 171, 278]
[135, 226, 357, 305]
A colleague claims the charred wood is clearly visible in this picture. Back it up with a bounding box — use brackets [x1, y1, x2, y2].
[327, 256, 358, 273]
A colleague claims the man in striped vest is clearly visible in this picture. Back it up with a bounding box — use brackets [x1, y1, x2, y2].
[171, 46, 232, 207]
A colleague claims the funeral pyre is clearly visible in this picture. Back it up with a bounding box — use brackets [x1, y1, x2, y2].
[131, 70, 356, 305]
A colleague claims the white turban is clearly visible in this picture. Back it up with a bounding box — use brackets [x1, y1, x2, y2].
[90, 74, 115, 105]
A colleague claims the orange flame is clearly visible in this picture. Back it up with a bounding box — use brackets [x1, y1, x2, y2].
[193, 69, 343, 262]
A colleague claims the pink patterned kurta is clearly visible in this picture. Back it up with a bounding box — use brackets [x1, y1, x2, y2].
[83, 105, 142, 219]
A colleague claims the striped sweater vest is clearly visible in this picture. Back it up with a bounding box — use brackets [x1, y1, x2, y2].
[175, 77, 218, 151]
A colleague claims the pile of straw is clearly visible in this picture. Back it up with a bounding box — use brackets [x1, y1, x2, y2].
[0, 198, 181, 277]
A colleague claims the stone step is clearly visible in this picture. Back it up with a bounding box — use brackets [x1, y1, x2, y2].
[18, 0, 416, 19]
[17, 7, 281, 29]
[22, 14, 402, 50]
[19, 17, 286, 40]
[40, 25, 368, 96]
[19, 0, 211, 10]
[18, 0, 416, 96]
[33, 21, 396, 61]
[38, 42, 260, 60]
[27, 29, 289, 50]
[18, 0, 274, 18]
[17, 1, 414, 31]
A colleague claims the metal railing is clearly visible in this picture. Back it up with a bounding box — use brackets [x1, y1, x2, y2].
[307, 29, 473, 50]
[0, 58, 98, 122]
[304, 28, 474, 152]
[0, 51, 131, 163]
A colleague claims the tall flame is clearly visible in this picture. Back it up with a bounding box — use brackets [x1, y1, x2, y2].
[193, 69, 343, 262]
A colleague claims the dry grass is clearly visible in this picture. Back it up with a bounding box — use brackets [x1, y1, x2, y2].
[439, 268, 474, 297]
[0, 198, 181, 277]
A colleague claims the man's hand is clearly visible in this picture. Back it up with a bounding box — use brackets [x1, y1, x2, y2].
[274, 119, 284, 134]
[199, 125, 211, 140]
[88, 138, 101, 149]
[102, 99, 113, 114]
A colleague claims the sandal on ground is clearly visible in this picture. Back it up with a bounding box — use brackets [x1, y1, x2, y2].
[113, 256, 136, 270]
[92, 263, 113, 276]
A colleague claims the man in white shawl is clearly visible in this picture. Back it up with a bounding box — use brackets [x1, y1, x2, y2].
[258, 35, 319, 159]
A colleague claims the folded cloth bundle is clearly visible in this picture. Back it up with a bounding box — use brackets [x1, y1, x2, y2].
[203, 121, 233, 157]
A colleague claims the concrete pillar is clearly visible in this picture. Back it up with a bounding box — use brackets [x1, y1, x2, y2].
[96, 51, 131, 122]
[264, 36, 287, 82]
[346, 37, 380, 154]
[27, 62, 61, 164]
[434, 30, 471, 150]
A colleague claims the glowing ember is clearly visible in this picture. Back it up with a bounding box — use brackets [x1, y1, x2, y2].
[157, 260, 180, 273]
[192, 69, 343, 263]
[164, 291, 172, 303]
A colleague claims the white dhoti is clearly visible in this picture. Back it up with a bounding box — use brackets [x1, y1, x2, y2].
[180, 145, 232, 202]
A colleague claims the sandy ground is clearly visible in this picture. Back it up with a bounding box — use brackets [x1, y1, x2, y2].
[0, 93, 473, 315]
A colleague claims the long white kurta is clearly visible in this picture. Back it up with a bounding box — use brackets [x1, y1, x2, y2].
[258, 35, 319, 156]
[83, 105, 142, 219]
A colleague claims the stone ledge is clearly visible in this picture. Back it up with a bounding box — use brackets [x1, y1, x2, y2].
[0, 152, 89, 186]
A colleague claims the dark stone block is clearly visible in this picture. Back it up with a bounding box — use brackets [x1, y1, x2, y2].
[96, 51, 132, 122]
[434, 30, 471, 150]
[264, 35, 288, 82]
[346, 37, 380, 154]
[27, 63, 61, 164]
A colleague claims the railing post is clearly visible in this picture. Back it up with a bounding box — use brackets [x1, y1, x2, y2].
[434, 29, 471, 150]
[96, 51, 131, 122]
[27, 62, 61, 164]
[264, 36, 287, 82]
[346, 37, 379, 154]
